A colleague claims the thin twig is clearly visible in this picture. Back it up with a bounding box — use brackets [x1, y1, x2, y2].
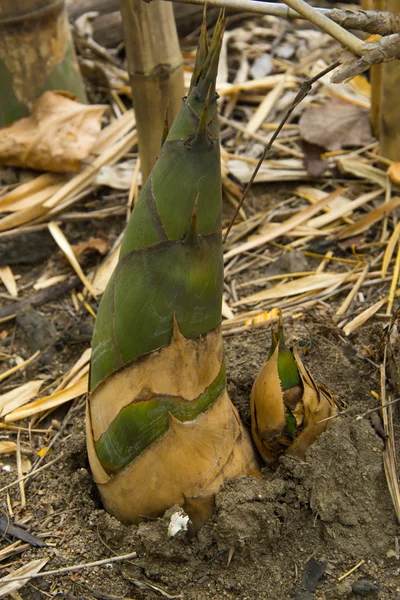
[0, 552, 138, 584]
[316, 396, 400, 425]
[223, 60, 340, 242]
[338, 559, 365, 582]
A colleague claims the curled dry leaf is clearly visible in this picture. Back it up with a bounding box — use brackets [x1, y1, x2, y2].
[301, 140, 329, 178]
[0, 441, 17, 456]
[299, 98, 373, 152]
[71, 237, 109, 259]
[250, 316, 336, 464]
[388, 162, 400, 185]
[0, 92, 106, 173]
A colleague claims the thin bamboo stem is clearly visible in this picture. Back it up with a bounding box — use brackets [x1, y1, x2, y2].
[380, 0, 400, 160]
[0, 552, 138, 584]
[368, 0, 384, 137]
[120, 0, 184, 182]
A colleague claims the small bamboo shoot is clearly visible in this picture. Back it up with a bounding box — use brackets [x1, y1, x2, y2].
[251, 316, 336, 463]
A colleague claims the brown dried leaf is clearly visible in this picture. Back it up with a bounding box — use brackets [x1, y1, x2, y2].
[299, 98, 373, 151]
[71, 237, 109, 258]
[0, 441, 17, 455]
[301, 140, 329, 177]
[0, 92, 106, 173]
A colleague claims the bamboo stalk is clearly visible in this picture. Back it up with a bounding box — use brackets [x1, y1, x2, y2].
[380, 0, 400, 160]
[370, 60, 383, 138]
[0, 0, 87, 127]
[366, 0, 384, 137]
[119, 0, 184, 182]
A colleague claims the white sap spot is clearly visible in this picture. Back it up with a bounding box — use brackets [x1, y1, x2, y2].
[168, 510, 189, 537]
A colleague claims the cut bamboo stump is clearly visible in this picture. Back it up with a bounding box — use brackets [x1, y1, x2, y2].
[0, 0, 87, 127]
[119, 0, 184, 182]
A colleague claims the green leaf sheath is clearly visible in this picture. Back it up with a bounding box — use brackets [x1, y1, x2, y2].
[277, 346, 301, 390]
[89, 14, 226, 474]
[90, 232, 223, 390]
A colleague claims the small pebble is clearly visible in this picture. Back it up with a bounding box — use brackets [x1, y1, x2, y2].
[352, 579, 379, 596]
[335, 581, 352, 597]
